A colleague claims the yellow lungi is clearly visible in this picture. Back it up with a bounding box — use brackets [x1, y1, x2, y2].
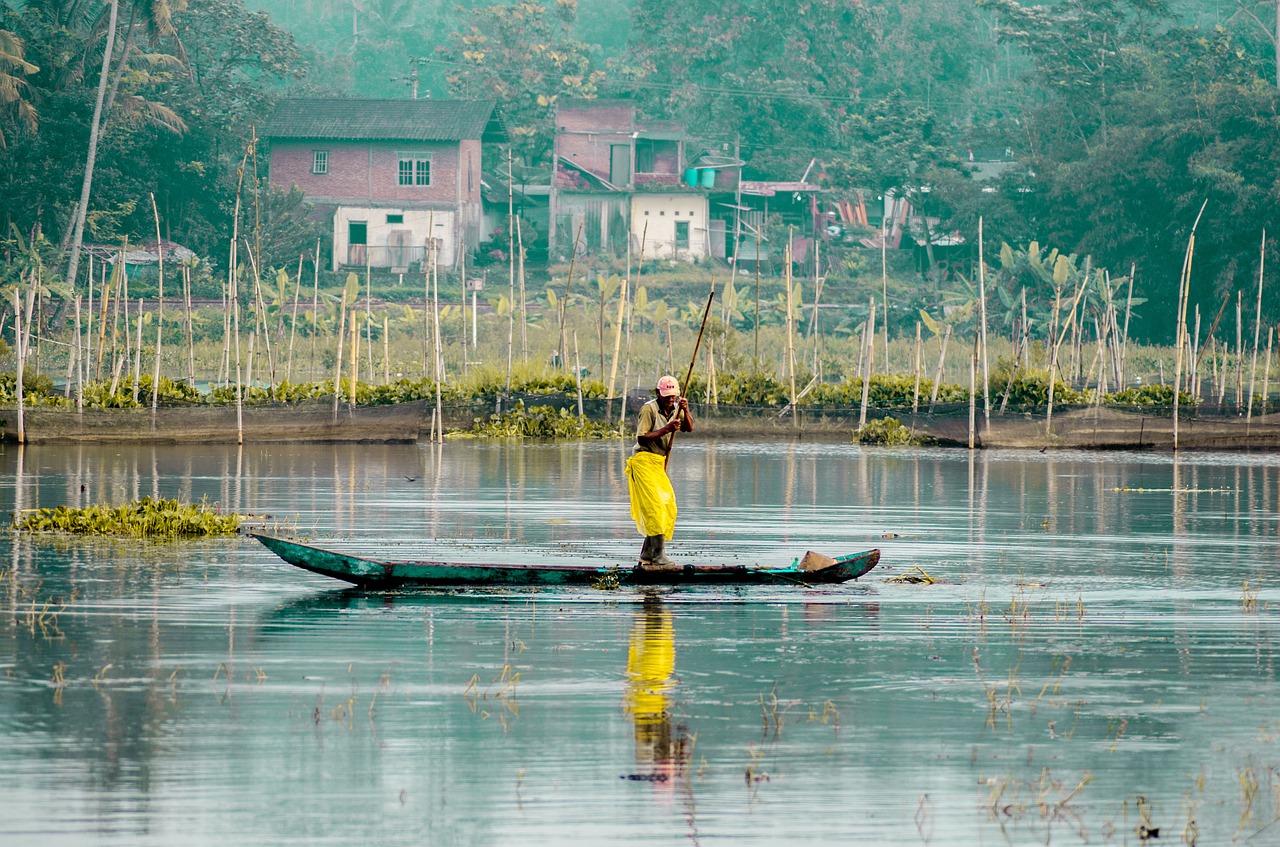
[624, 452, 677, 539]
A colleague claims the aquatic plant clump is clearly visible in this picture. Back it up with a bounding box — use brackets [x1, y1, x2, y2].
[469, 402, 624, 439]
[854, 417, 927, 446]
[15, 497, 241, 538]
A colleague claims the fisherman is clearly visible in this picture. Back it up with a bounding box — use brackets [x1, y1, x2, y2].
[625, 375, 694, 568]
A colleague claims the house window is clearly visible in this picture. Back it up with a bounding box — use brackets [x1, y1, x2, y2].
[398, 152, 431, 186]
[387, 213, 404, 224]
[312, 151, 328, 175]
[675, 221, 690, 250]
[636, 140, 656, 173]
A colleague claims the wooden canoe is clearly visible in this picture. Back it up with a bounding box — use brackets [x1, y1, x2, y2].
[249, 533, 880, 589]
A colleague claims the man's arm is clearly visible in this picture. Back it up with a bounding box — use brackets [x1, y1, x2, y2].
[675, 398, 693, 433]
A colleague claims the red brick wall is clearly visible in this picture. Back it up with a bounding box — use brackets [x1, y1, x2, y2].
[268, 140, 466, 204]
[555, 103, 634, 180]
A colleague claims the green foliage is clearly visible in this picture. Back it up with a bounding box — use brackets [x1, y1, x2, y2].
[15, 496, 240, 537]
[853, 416, 926, 446]
[1105, 384, 1197, 408]
[469, 402, 623, 439]
[0, 370, 60, 405]
[989, 369, 1091, 407]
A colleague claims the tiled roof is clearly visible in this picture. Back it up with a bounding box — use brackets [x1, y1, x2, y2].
[264, 99, 499, 142]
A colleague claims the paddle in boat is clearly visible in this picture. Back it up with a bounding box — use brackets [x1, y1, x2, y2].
[249, 533, 880, 589]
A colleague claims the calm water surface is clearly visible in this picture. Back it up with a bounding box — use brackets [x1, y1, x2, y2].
[1, 439, 1279, 846]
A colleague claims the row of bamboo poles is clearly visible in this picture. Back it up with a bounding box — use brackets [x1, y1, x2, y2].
[7, 188, 1277, 452]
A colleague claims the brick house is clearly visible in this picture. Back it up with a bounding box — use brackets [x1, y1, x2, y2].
[264, 99, 505, 271]
[550, 101, 741, 262]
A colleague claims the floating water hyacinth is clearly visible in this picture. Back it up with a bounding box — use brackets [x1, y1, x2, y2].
[14, 496, 241, 538]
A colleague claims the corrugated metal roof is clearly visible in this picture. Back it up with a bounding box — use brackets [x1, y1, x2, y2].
[264, 99, 499, 142]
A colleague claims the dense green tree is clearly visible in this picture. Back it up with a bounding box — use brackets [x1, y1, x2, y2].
[0, 27, 38, 148]
[624, 0, 871, 178]
[949, 0, 1280, 341]
[440, 0, 605, 165]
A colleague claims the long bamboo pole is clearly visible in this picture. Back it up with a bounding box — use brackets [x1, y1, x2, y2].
[785, 239, 796, 419]
[1248, 231, 1266, 421]
[150, 194, 164, 416]
[1120, 264, 1135, 387]
[132, 298, 142, 405]
[74, 296, 84, 412]
[1173, 199, 1210, 451]
[573, 331, 584, 417]
[665, 280, 716, 469]
[182, 261, 194, 385]
[286, 253, 303, 384]
[310, 239, 321, 381]
[977, 216, 990, 424]
[929, 325, 951, 412]
[859, 297, 876, 428]
[332, 289, 347, 423]
[912, 321, 922, 414]
[1259, 326, 1269, 417]
[14, 288, 25, 444]
[506, 148, 516, 387]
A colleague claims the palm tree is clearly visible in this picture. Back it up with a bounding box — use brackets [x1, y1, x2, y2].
[0, 29, 39, 149]
[65, 0, 186, 300]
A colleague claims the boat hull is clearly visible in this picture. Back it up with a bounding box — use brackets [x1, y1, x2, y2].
[249, 533, 880, 589]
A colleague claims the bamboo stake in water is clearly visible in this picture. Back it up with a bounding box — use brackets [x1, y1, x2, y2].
[929, 325, 951, 412]
[150, 194, 164, 416]
[1263, 326, 1274, 415]
[310, 239, 321, 381]
[1248, 231, 1266, 421]
[859, 297, 876, 427]
[432, 248, 444, 443]
[132, 299, 143, 405]
[912, 321, 922, 414]
[754, 223, 761, 367]
[506, 147, 516, 386]
[517, 211, 528, 364]
[349, 307, 359, 409]
[286, 253, 303, 384]
[785, 239, 796, 421]
[364, 255, 373, 385]
[86, 254, 95, 378]
[182, 261, 194, 385]
[968, 352, 976, 450]
[607, 235, 631, 407]
[977, 216, 990, 424]
[1235, 291, 1243, 409]
[74, 296, 84, 412]
[14, 288, 26, 444]
[1120, 264, 1135, 387]
[332, 290, 347, 424]
[1173, 200, 1208, 450]
[573, 331, 584, 417]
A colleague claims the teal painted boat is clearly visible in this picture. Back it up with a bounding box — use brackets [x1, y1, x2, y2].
[250, 533, 880, 589]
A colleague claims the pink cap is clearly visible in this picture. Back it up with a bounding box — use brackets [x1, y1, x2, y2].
[657, 375, 680, 397]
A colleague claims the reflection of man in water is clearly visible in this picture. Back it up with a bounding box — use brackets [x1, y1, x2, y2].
[623, 596, 690, 790]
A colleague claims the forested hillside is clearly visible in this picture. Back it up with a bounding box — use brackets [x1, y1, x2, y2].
[3, 0, 1280, 340]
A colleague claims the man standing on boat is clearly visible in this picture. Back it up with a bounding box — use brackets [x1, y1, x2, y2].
[626, 375, 694, 569]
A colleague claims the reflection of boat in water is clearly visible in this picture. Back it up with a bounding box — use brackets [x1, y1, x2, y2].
[250, 533, 880, 589]
[624, 597, 691, 794]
